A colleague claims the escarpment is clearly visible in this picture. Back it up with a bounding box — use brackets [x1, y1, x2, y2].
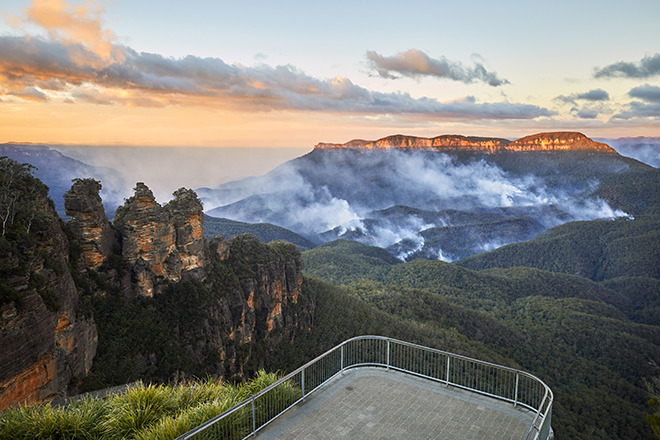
[1, 174, 315, 408]
[315, 131, 618, 154]
[0, 168, 97, 410]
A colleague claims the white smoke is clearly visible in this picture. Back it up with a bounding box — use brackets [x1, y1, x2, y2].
[203, 148, 631, 258]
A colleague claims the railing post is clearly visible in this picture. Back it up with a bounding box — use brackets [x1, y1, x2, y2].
[386, 339, 390, 370]
[340, 345, 344, 371]
[514, 373, 519, 407]
[446, 356, 450, 386]
[302, 368, 305, 401]
[251, 396, 256, 436]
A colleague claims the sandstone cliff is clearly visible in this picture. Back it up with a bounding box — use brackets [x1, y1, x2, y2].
[113, 183, 207, 297]
[0, 164, 97, 410]
[316, 134, 511, 151]
[506, 132, 616, 153]
[2, 173, 316, 407]
[64, 178, 115, 269]
[315, 131, 617, 154]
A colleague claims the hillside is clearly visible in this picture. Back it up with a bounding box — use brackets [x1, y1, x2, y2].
[301, 229, 660, 439]
[203, 215, 317, 250]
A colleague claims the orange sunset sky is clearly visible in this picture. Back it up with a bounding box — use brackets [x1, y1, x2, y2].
[1, 0, 659, 147]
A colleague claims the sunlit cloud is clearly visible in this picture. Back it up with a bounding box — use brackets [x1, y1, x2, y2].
[365, 49, 509, 86]
[6, 0, 123, 61]
[0, 37, 549, 119]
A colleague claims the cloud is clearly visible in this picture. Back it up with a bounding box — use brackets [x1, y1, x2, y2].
[365, 49, 509, 86]
[6, 0, 122, 62]
[611, 84, 660, 120]
[576, 108, 599, 119]
[612, 102, 660, 120]
[0, 36, 552, 119]
[628, 84, 660, 103]
[0, 0, 554, 121]
[554, 88, 610, 105]
[594, 53, 660, 79]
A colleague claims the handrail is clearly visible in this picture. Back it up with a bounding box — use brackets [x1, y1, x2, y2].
[177, 336, 553, 440]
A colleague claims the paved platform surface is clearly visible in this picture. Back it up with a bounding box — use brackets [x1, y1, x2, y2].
[256, 368, 534, 440]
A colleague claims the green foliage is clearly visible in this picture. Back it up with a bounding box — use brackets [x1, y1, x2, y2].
[301, 239, 399, 285]
[459, 214, 660, 282]
[601, 277, 660, 325]
[0, 280, 21, 309]
[595, 168, 660, 216]
[204, 215, 317, 250]
[648, 398, 660, 439]
[0, 372, 283, 440]
[0, 157, 56, 309]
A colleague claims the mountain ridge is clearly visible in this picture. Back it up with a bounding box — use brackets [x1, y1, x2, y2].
[315, 131, 617, 153]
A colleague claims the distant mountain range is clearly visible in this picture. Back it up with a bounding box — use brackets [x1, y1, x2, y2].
[202, 132, 653, 261]
[2, 132, 658, 261]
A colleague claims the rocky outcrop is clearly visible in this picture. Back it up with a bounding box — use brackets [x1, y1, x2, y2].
[113, 183, 206, 296]
[204, 234, 313, 380]
[316, 134, 511, 151]
[220, 235, 307, 345]
[1, 170, 314, 408]
[506, 132, 616, 152]
[64, 178, 115, 269]
[316, 131, 617, 154]
[0, 188, 97, 410]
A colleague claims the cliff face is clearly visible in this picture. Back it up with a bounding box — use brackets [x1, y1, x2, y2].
[316, 134, 511, 151]
[2, 173, 315, 407]
[316, 131, 617, 154]
[0, 186, 97, 410]
[201, 235, 313, 380]
[220, 235, 307, 345]
[64, 179, 115, 269]
[113, 184, 207, 296]
[506, 132, 616, 152]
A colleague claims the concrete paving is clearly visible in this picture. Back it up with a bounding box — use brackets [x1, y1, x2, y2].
[256, 367, 535, 440]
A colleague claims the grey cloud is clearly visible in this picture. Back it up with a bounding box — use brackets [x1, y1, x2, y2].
[555, 88, 609, 105]
[0, 36, 553, 120]
[576, 108, 599, 119]
[611, 84, 660, 119]
[612, 102, 660, 119]
[594, 53, 660, 79]
[628, 84, 660, 103]
[366, 49, 510, 87]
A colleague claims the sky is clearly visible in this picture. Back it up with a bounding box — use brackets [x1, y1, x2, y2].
[1, 0, 659, 148]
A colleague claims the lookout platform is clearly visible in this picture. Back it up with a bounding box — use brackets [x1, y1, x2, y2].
[255, 367, 535, 440]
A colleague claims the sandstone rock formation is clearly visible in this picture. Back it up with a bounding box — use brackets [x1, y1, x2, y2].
[222, 235, 307, 345]
[0, 187, 97, 410]
[316, 131, 617, 154]
[316, 134, 511, 151]
[113, 183, 206, 296]
[1, 172, 314, 408]
[506, 132, 616, 152]
[64, 178, 115, 269]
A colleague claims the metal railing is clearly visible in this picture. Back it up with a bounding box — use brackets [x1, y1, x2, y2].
[177, 336, 553, 440]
